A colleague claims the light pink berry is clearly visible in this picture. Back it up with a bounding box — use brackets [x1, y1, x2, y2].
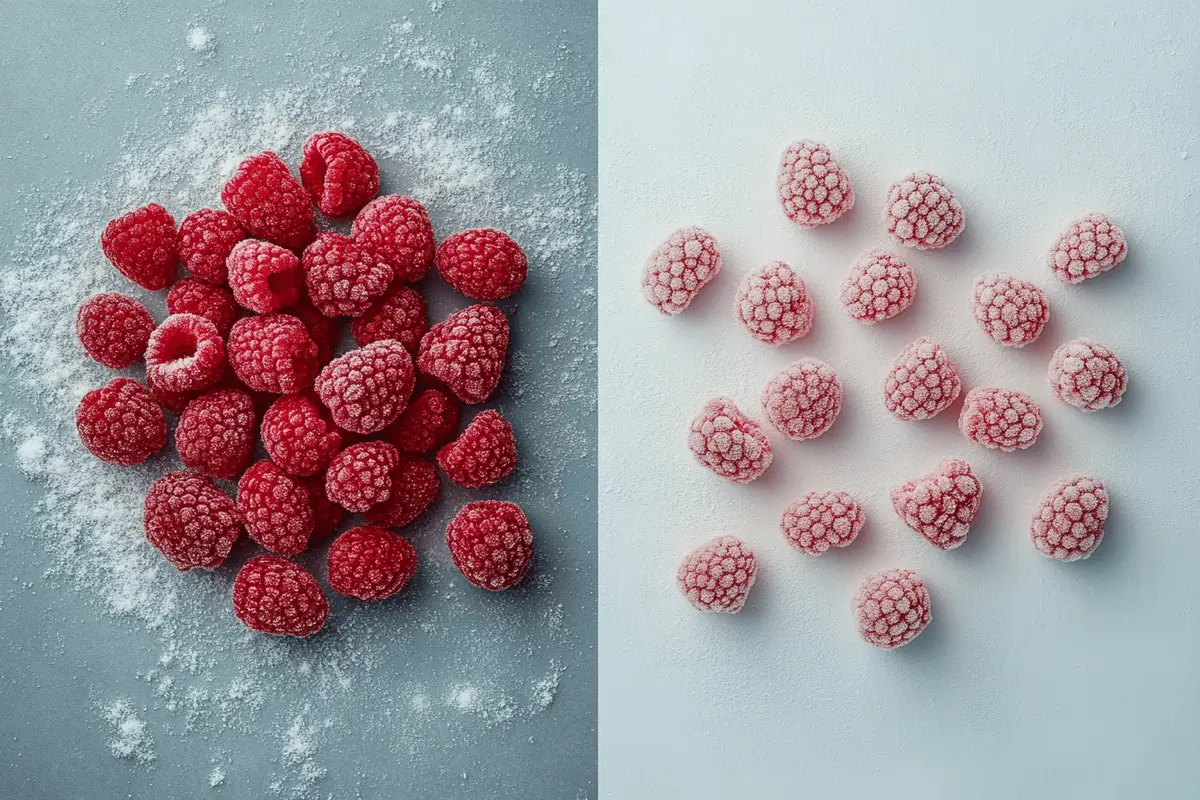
[891, 458, 982, 550]
[885, 171, 965, 250]
[883, 338, 961, 421]
[733, 262, 813, 346]
[642, 227, 721, 316]
[780, 490, 864, 556]
[970, 273, 1049, 347]
[840, 249, 916, 324]
[959, 387, 1043, 452]
[777, 140, 854, 228]
[1047, 338, 1126, 412]
[1031, 475, 1109, 562]
[676, 536, 758, 614]
[853, 568, 931, 649]
[1048, 213, 1127, 284]
[687, 397, 772, 484]
[761, 358, 842, 441]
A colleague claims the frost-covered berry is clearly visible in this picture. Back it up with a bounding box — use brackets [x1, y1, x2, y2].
[166, 279, 238, 336]
[676, 535, 757, 614]
[300, 131, 379, 218]
[237, 460, 314, 556]
[853, 568, 931, 649]
[327, 526, 418, 601]
[1031, 476, 1109, 562]
[227, 239, 303, 314]
[221, 152, 316, 252]
[76, 378, 167, 466]
[326, 441, 401, 513]
[144, 471, 242, 571]
[260, 393, 342, 476]
[1047, 338, 1126, 412]
[315, 340, 415, 434]
[780, 490, 864, 556]
[144, 313, 227, 394]
[446, 500, 533, 591]
[178, 208, 245, 285]
[350, 195, 435, 283]
[363, 454, 440, 528]
[1048, 213, 1127, 284]
[959, 387, 1043, 452]
[840, 249, 915, 324]
[761, 358, 842, 441]
[436, 228, 528, 301]
[227, 314, 319, 394]
[302, 232, 393, 319]
[891, 458, 982, 550]
[232, 555, 327, 637]
[641, 227, 721, 316]
[687, 397, 773, 484]
[76, 292, 156, 369]
[416, 305, 508, 405]
[885, 171, 964, 250]
[351, 283, 427, 354]
[777, 140, 854, 228]
[970, 273, 1049, 347]
[733, 261, 813, 346]
[100, 203, 179, 290]
[883, 337, 961, 421]
[176, 389, 256, 479]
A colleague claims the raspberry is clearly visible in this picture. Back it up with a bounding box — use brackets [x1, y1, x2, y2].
[220, 152, 316, 252]
[100, 202, 179, 290]
[237, 460, 314, 556]
[446, 500, 533, 591]
[304, 473, 344, 537]
[1047, 338, 1127, 412]
[76, 292, 155, 369]
[315, 340, 415, 434]
[1031, 476, 1109, 562]
[687, 397, 772, 484]
[232, 555, 328, 637]
[384, 389, 459, 453]
[178, 208, 246, 285]
[777, 140, 854, 228]
[436, 228, 528, 301]
[351, 283, 427, 353]
[853, 568, 931, 649]
[227, 313, 318, 394]
[176, 389, 256, 479]
[300, 131, 379, 218]
[840, 249, 916, 324]
[325, 441, 401, 512]
[166, 279, 237, 336]
[350, 195, 436, 283]
[780, 490, 864, 556]
[891, 458, 982, 550]
[676, 535, 757, 614]
[76, 378, 166, 465]
[883, 337, 962, 421]
[146, 371, 197, 414]
[436, 409, 517, 488]
[641, 226, 721, 316]
[970, 273, 1049, 347]
[227, 239, 303, 314]
[289, 299, 340, 365]
[885, 171, 965, 250]
[416, 304, 509, 404]
[761, 358, 842, 441]
[733, 261, 814, 346]
[144, 471, 242, 571]
[260, 393, 342, 476]
[363, 455, 440, 528]
[959, 387, 1043, 451]
[1048, 213, 1127, 284]
[327, 526, 418, 600]
[302, 232, 393, 319]
[144, 313, 226, 394]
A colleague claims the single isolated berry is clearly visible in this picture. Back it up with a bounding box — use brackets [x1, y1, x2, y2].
[761, 358, 842, 441]
[840, 249, 916, 324]
[1047, 338, 1126, 412]
[300, 131, 380, 218]
[385, 389, 460, 454]
[436, 228, 528, 301]
[76, 378, 166, 466]
[220, 151, 316, 252]
[302, 232, 393, 319]
[970, 273, 1049, 347]
[237, 460, 314, 556]
[144, 313, 227, 394]
[1048, 213, 1127, 284]
[687, 397, 773, 484]
[350, 194, 436, 283]
[351, 283, 427, 353]
[959, 387, 1043, 452]
[327, 526, 418, 601]
[315, 339, 415, 434]
[76, 292, 156, 369]
[325, 441, 401, 513]
[853, 568, 931, 649]
[305, 473, 345, 538]
[290, 299, 340, 365]
[733, 261, 814, 346]
[178, 208, 246, 285]
[261, 393, 342, 476]
[676, 535, 758, 614]
[227, 313, 319, 394]
[100, 202, 178, 290]
[176, 389, 256, 479]
[446, 500, 534, 592]
[417, 304, 509, 404]
[781, 490, 865, 556]
[883, 337, 962, 421]
[364, 454, 440, 528]
[227, 239, 303, 314]
[1031, 475, 1109, 562]
[166, 278, 238, 336]
[437, 409, 517, 488]
[232, 555, 328, 637]
[641, 226, 722, 316]
[891, 458, 982, 550]
[777, 139, 854, 228]
[884, 171, 965, 250]
[144, 471, 242, 571]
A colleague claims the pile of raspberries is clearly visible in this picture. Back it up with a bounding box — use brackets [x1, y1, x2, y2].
[657, 139, 1126, 649]
[75, 131, 533, 637]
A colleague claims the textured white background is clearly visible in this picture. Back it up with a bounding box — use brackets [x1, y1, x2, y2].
[599, 2, 1200, 797]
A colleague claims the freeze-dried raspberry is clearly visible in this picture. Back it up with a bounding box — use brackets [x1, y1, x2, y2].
[891, 458, 982, 550]
[350, 195, 435, 283]
[232, 555, 328, 637]
[777, 140, 854, 228]
[959, 387, 1043, 452]
[315, 340, 415, 434]
[436, 228, 528, 301]
[260, 393, 341, 476]
[227, 239, 303, 313]
[176, 389, 256, 479]
[100, 202, 178, 290]
[970, 273, 1049, 347]
[178, 208, 246, 285]
[364, 455, 440, 528]
[300, 131, 379, 218]
[446, 500, 533, 591]
[781, 490, 864, 556]
[302, 232, 393, 319]
[883, 337, 962, 421]
[351, 283, 427, 353]
[76, 292, 155, 369]
[761, 358, 842, 441]
[76, 378, 166, 465]
[227, 313, 318, 394]
[289, 299, 340, 365]
[166, 279, 237, 336]
[1048, 213, 1127, 284]
[237, 460, 314, 556]
[326, 441, 401, 513]
[853, 568, 931, 649]
[144, 313, 226, 394]
[304, 473, 344, 538]
[417, 304, 508, 404]
[328, 526, 417, 600]
[642, 227, 721, 316]
[1047, 338, 1126, 412]
[734, 261, 813, 346]
[840, 249, 916, 324]
[687, 397, 772, 484]
[676, 535, 757, 614]
[885, 171, 965, 250]
[437, 409, 517, 488]
[1031, 475, 1108, 562]
[144, 471, 242, 571]
[220, 152, 316, 252]
[384, 389, 459, 454]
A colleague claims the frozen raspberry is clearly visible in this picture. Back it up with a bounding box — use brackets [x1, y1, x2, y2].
[146, 371, 197, 414]
[883, 337, 962, 421]
[436, 228, 528, 301]
[437, 409, 517, 488]
[970, 273, 1049, 347]
[76, 378, 166, 465]
[328, 526, 417, 600]
[144, 471, 242, 571]
[237, 460, 314, 556]
[326, 441, 401, 513]
[364, 455, 440, 528]
[304, 473, 344, 537]
[176, 389, 256, 479]
[100, 202, 178, 290]
[144, 313, 226, 394]
[302, 232, 393, 319]
[733, 261, 814, 346]
[232, 555, 328, 637]
[446, 500, 533, 591]
[1048, 213, 1127, 284]
[221, 152, 316, 252]
[781, 490, 864, 556]
[350, 195, 436, 283]
[351, 283, 427, 353]
[641, 226, 721, 316]
[687, 397, 772, 484]
[76, 292, 155, 369]
[959, 387, 1043, 452]
[885, 171, 965, 250]
[1031, 476, 1109, 562]
[315, 340, 415, 434]
[417, 304, 509, 404]
[227, 313, 318, 394]
[676, 535, 757, 614]
[384, 389, 459, 454]
[777, 140, 854, 228]
[853, 568, 931, 649]
[840, 249, 916, 324]
[166, 279, 237, 336]
[260, 393, 342, 476]
[761, 358, 842, 441]
[1047, 338, 1127, 412]
[289, 299, 339, 365]
[891, 458, 982, 550]
[178, 208, 246, 285]
[227, 239, 303, 313]
[300, 131, 379, 218]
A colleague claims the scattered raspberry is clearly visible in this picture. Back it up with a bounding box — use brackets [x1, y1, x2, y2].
[970, 273, 1049, 347]
[959, 387, 1043, 451]
[289, 299, 340, 365]
[777, 140, 854, 228]
[76, 292, 156, 369]
[641, 226, 721, 316]
[326, 441, 401, 512]
[351, 283, 427, 353]
[300, 131, 380, 218]
[237, 460, 314, 556]
[327, 526, 418, 600]
[227, 239, 303, 314]
[144, 471, 242, 571]
[304, 472, 344, 538]
[315, 340, 415, 434]
[384, 389, 459, 453]
[885, 171, 965, 250]
[176, 389, 256, 479]
[220, 152, 316, 252]
[302, 232, 394, 318]
[232, 555, 328, 637]
[436, 228, 528, 301]
[1031, 476, 1109, 562]
[166, 279, 238, 336]
[883, 337, 962, 421]
[891, 458, 982, 550]
[1048, 213, 1127, 284]
[144, 313, 226, 394]
[733, 261, 814, 346]
[437, 409, 517, 488]
[178, 208, 246, 285]
[227, 313, 319, 394]
[417, 304, 509, 404]
[146, 370, 198, 414]
[350, 194, 436, 283]
[446, 500, 533, 591]
[687, 397, 772, 484]
[676, 535, 757, 614]
[1047, 338, 1127, 412]
[100, 202, 179, 290]
[260, 393, 342, 476]
[364, 454, 440, 528]
[76, 378, 167, 465]
[761, 358, 842, 441]
[853, 568, 931, 649]
[781, 490, 864, 556]
[840, 249, 916, 324]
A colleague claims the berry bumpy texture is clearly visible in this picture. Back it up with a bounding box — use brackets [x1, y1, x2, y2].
[144, 313, 227, 394]
[100, 202, 178, 290]
[303, 232, 393, 319]
[144, 471, 242, 571]
[364, 454, 440, 528]
[436, 228, 528, 301]
[641, 227, 721, 316]
[417, 304, 509, 404]
[777, 140, 854, 228]
[176, 389, 256, 479]
[300, 131, 379, 218]
[178, 208, 246, 285]
[1031, 476, 1109, 562]
[959, 387, 1043, 452]
[781, 490, 865, 556]
[350, 195, 435, 283]
[76, 292, 156, 369]
[733, 261, 814, 346]
[351, 283, 427, 353]
[237, 460, 314, 556]
[437, 409, 517, 488]
[446, 500, 534, 592]
[970, 273, 1049, 347]
[385, 389, 459, 454]
[884, 171, 965, 250]
[1048, 213, 1127, 284]
[232, 556, 328, 637]
[687, 397, 773, 484]
[326, 441, 401, 513]
[220, 152, 316, 252]
[315, 340, 415, 434]
[676, 536, 758, 614]
[1047, 338, 1127, 412]
[883, 337, 961, 421]
[166, 279, 238, 336]
[853, 568, 931, 649]
[891, 458, 982, 551]
[76, 378, 167, 466]
[327, 526, 418, 601]
[840, 249, 916, 325]
[227, 313, 319, 394]
[261, 393, 342, 476]
[761, 358, 842, 441]
[227, 239, 303, 314]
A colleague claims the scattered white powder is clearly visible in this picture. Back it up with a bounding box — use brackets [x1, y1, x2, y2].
[15, 434, 45, 474]
[101, 699, 156, 764]
[187, 26, 215, 54]
[209, 766, 226, 787]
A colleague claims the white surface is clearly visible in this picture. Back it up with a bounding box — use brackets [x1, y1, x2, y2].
[598, 2, 1200, 797]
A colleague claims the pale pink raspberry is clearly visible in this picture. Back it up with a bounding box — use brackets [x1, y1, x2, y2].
[970, 273, 1049, 347]
[840, 249, 916, 324]
[733, 261, 813, 346]
[676, 536, 758, 614]
[777, 139, 854, 228]
[780, 490, 864, 556]
[853, 568, 931, 649]
[1048, 213, 1127, 284]
[1030, 476, 1108, 562]
[687, 397, 772, 484]
[885, 171, 965, 250]
[891, 458, 982, 550]
[761, 358, 842, 441]
[1047, 338, 1126, 412]
[959, 387, 1043, 452]
[883, 337, 962, 421]
[641, 227, 721, 316]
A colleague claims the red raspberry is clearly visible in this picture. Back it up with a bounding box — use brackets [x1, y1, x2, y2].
[641, 226, 721, 316]
[260, 393, 342, 476]
[885, 171, 965, 250]
[733, 261, 814, 346]
[840, 249, 916, 324]
[781, 490, 864, 556]
[227, 239, 303, 313]
[1047, 338, 1126, 412]
[970, 273, 1049, 347]
[446, 500, 533, 591]
[761, 358, 842, 441]
[76, 378, 166, 465]
[853, 568, 931, 649]
[1031, 475, 1109, 562]
[166, 279, 237, 336]
[327, 526, 418, 600]
[178, 208, 246, 285]
[384, 389, 459, 454]
[302, 232, 393, 318]
[436, 409, 517, 488]
[325, 441, 400, 512]
[436, 228, 528, 301]
[676, 535, 757, 614]
[144, 471, 242, 571]
[237, 460, 314, 556]
[687, 397, 773, 484]
[315, 340, 415, 434]
[777, 140, 854, 228]
[959, 387, 1043, 452]
[144, 313, 226, 393]
[1048, 213, 1127, 284]
[883, 337, 962, 421]
[350, 195, 435, 283]
[76, 292, 155, 369]
[417, 304, 509, 404]
[232, 555, 328, 637]
[176, 389, 256, 479]
[364, 454, 440, 528]
[100, 202, 178, 290]
[221, 152, 316, 251]
[227, 313, 318, 394]
[351, 283, 427, 353]
[146, 370, 197, 414]
[304, 472, 344, 538]
[891, 458, 982, 550]
[300, 132, 379, 218]
[289, 299, 340, 365]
